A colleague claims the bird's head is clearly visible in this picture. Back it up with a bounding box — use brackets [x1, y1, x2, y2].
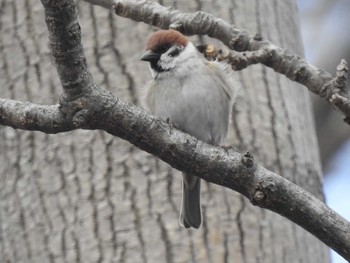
[141, 30, 198, 76]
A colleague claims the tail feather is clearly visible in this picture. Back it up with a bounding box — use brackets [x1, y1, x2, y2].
[180, 173, 202, 229]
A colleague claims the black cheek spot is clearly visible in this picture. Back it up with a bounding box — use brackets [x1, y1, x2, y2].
[169, 48, 181, 57]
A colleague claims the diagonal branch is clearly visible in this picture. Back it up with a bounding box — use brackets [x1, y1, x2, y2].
[111, 0, 350, 124]
[0, 0, 349, 260]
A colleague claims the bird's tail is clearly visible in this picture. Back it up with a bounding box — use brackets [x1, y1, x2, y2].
[180, 173, 202, 229]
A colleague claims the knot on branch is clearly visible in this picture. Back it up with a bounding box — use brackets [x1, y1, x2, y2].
[253, 33, 263, 41]
[251, 177, 276, 206]
[294, 66, 309, 85]
[252, 190, 266, 204]
[72, 109, 90, 127]
[113, 2, 126, 16]
[240, 152, 256, 175]
[229, 35, 249, 51]
[58, 95, 92, 128]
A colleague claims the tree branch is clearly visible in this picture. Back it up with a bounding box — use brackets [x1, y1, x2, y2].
[0, 99, 73, 133]
[0, 0, 349, 260]
[42, 0, 95, 101]
[111, 0, 350, 124]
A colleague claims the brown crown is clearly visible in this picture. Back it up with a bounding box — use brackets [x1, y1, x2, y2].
[146, 30, 189, 51]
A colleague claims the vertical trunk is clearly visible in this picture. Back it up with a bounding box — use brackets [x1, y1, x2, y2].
[0, 0, 330, 262]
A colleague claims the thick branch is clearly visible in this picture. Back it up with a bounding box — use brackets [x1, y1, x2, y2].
[111, 0, 350, 124]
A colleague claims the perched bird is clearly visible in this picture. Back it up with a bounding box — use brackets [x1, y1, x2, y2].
[141, 29, 236, 229]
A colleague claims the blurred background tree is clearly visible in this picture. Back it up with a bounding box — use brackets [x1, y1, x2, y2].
[298, 1, 350, 262]
[298, 0, 350, 167]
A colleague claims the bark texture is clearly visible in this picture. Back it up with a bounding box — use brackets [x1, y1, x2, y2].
[0, 0, 330, 263]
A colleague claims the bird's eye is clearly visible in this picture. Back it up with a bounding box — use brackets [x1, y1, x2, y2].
[168, 47, 181, 57]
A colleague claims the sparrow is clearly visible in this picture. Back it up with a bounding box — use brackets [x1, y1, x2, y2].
[141, 29, 235, 228]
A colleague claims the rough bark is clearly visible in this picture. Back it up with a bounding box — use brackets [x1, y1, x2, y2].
[0, 0, 332, 263]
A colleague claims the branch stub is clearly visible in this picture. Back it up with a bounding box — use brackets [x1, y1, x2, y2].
[241, 152, 256, 171]
[252, 190, 266, 205]
[253, 33, 262, 41]
[113, 2, 125, 16]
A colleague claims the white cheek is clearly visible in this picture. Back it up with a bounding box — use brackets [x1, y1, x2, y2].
[159, 53, 177, 70]
[156, 43, 199, 75]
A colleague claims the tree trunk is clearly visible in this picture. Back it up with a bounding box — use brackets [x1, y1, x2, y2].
[0, 0, 330, 262]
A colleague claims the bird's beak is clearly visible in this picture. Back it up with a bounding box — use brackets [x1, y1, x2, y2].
[140, 50, 160, 62]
